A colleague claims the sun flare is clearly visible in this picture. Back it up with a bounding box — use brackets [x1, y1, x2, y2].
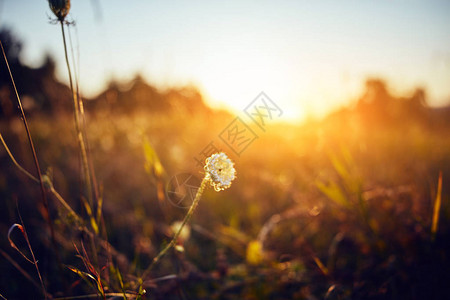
[192, 47, 306, 122]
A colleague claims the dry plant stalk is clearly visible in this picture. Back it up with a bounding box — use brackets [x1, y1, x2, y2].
[142, 152, 236, 280]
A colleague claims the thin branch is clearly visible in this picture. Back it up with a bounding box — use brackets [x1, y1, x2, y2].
[1, 131, 81, 221]
[0, 132, 38, 183]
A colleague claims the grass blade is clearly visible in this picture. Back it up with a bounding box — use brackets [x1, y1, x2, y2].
[431, 171, 443, 241]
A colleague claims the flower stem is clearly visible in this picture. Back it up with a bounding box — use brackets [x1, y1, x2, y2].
[142, 176, 208, 279]
[60, 21, 93, 207]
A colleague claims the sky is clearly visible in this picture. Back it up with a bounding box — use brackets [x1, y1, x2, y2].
[1, 0, 450, 122]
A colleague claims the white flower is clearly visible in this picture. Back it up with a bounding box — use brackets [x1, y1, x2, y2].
[204, 152, 236, 191]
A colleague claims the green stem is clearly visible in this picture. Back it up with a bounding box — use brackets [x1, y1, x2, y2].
[60, 21, 93, 207]
[142, 176, 208, 279]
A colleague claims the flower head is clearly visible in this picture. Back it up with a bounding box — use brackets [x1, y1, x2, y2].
[49, 0, 71, 21]
[204, 152, 236, 191]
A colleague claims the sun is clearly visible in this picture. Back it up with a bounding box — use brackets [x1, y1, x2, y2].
[191, 47, 306, 123]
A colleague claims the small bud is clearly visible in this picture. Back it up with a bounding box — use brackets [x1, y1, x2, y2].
[174, 245, 185, 253]
[171, 221, 191, 242]
[49, 0, 71, 21]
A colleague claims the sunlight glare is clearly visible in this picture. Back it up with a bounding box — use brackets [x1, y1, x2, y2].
[193, 47, 306, 122]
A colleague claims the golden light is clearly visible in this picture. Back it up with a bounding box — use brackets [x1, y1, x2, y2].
[192, 46, 307, 122]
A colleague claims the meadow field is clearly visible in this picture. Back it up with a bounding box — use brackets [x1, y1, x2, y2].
[1, 3, 450, 299]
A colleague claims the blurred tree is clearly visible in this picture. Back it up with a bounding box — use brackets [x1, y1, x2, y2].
[356, 79, 392, 125]
[0, 28, 71, 117]
[0, 27, 22, 65]
[0, 28, 22, 118]
[355, 78, 432, 127]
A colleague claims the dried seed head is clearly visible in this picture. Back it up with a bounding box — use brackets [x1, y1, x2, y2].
[204, 152, 236, 191]
[49, 0, 71, 21]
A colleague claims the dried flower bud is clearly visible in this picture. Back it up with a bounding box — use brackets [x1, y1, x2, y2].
[49, 0, 71, 21]
[204, 152, 236, 191]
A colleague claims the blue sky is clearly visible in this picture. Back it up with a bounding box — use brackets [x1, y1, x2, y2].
[1, 0, 450, 121]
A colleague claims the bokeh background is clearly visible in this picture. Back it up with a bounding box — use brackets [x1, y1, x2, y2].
[0, 1, 449, 299]
[2, 0, 450, 121]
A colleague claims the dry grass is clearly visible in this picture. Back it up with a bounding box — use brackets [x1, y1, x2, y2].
[0, 23, 449, 300]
